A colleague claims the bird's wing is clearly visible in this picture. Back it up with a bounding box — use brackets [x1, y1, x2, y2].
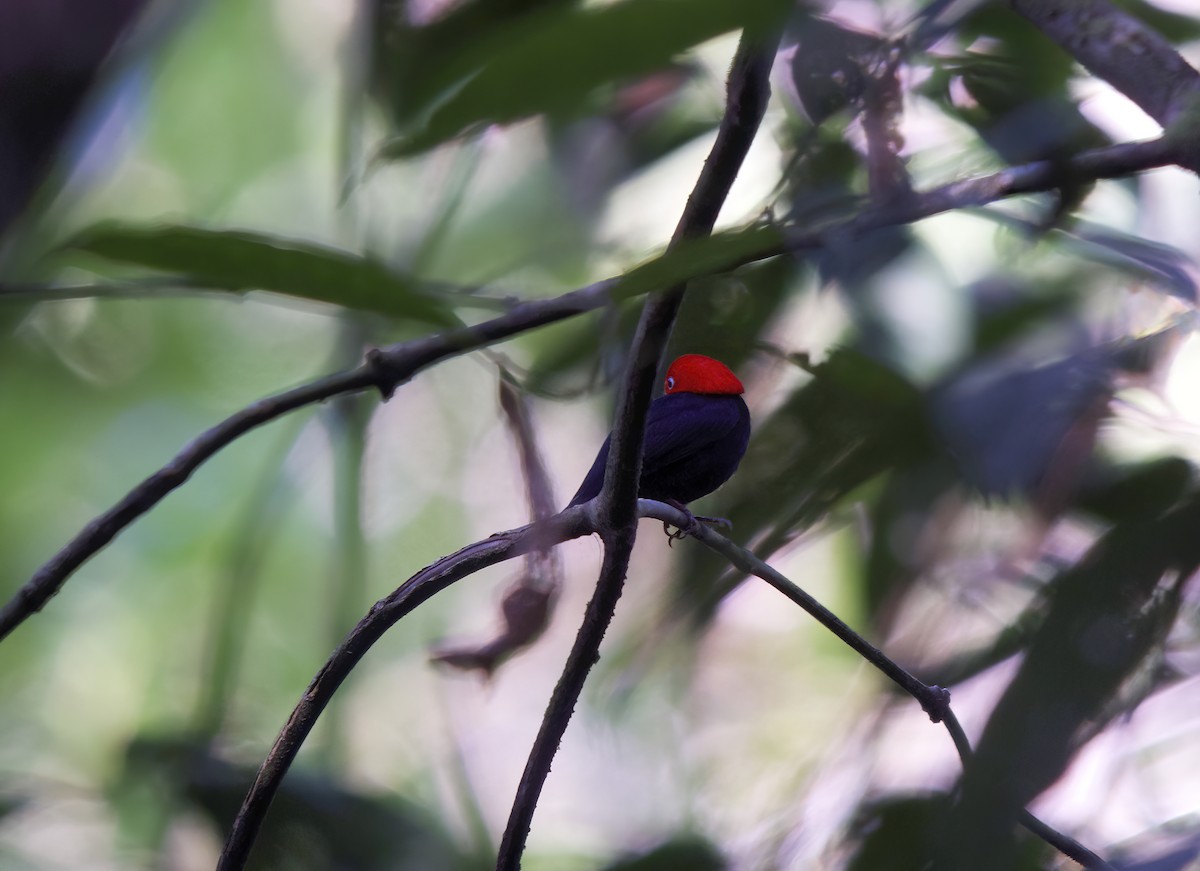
[640, 393, 746, 469]
[567, 394, 745, 508]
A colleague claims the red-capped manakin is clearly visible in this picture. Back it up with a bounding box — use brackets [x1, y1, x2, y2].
[567, 354, 751, 511]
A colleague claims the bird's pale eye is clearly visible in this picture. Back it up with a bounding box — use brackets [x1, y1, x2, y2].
[665, 376, 676, 392]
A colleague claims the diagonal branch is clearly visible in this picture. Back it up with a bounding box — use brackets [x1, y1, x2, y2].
[0, 277, 618, 640]
[431, 372, 564, 675]
[1010, 0, 1200, 129]
[637, 500, 1116, 870]
[215, 507, 592, 871]
[0, 132, 1187, 644]
[496, 32, 781, 871]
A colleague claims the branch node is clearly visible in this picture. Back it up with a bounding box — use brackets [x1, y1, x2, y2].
[921, 684, 952, 723]
[365, 347, 404, 400]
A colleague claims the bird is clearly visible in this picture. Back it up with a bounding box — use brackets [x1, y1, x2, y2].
[567, 354, 751, 523]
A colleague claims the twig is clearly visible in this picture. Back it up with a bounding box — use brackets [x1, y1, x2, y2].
[430, 371, 563, 675]
[640, 500, 950, 721]
[215, 507, 592, 871]
[786, 136, 1182, 254]
[637, 500, 1116, 870]
[0, 277, 619, 640]
[0, 131, 1186, 643]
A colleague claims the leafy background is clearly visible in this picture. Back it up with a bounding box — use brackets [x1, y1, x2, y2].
[1, 0, 1199, 869]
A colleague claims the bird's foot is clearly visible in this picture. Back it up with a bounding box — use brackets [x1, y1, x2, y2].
[660, 501, 732, 547]
[693, 514, 732, 531]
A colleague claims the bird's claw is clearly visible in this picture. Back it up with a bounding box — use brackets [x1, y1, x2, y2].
[662, 520, 689, 547]
[661, 509, 732, 547]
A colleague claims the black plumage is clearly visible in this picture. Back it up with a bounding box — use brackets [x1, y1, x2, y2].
[567, 392, 751, 508]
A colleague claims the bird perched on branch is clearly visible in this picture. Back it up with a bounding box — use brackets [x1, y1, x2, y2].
[567, 355, 751, 528]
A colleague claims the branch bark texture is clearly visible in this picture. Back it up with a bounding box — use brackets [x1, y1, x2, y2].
[1010, 0, 1200, 128]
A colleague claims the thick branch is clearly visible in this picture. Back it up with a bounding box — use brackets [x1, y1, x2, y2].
[497, 33, 780, 871]
[599, 36, 778, 528]
[1010, 0, 1200, 129]
[215, 507, 592, 871]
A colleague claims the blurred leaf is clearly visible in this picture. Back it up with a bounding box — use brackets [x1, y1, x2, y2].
[919, 456, 1195, 689]
[613, 224, 783, 301]
[965, 274, 1084, 355]
[378, 0, 790, 157]
[978, 210, 1199, 303]
[547, 64, 720, 216]
[368, 0, 576, 127]
[933, 321, 1188, 512]
[923, 5, 1108, 169]
[951, 5, 1075, 100]
[1063, 225, 1198, 303]
[1112, 824, 1200, 871]
[846, 794, 1046, 871]
[787, 14, 883, 126]
[943, 494, 1200, 869]
[784, 130, 861, 218]
[525, 223, 785, 396]
[674, 348, 931, 624]
[61, 223, 463, 326]
[121, 736, 478, 871]
[0, 792, 24, 821]
[668, 254, 801, 370]
[600, 835, 726, 871]
[860, 460, 958, 632]
[813, 225, 912, 290]
[1078, 457, 1195, 526]
[931, 348, 1115, 505]
[845, 794, 947, 871]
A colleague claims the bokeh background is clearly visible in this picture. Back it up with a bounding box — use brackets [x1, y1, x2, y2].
[2, 0, 1200, 868]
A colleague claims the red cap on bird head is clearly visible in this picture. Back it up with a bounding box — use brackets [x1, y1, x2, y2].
[663, 354, 744, 396]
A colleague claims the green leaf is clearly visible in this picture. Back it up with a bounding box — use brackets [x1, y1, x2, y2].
[601, 835, 726, 871]
[522, 224, 785, 395]
[61, 223, 462, 327]
[379, 0, 789, 157]
[613, 223, 784, 300]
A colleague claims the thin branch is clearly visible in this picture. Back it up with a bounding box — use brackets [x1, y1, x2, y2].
[0, 367, 376, 641]
[785, 135, 1182, 254]
[1, 132, 1185, 643]
[0, 277, 619, 640]
[216, 492, 1115, 870]
[430, 371, 563, 675]
[1010, 0, 1200, 129]
[495, 33, 781, 871]
[639, 501, 950, 721]
[637, 501, 1116, 870]
[215, 507, 592, 871]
